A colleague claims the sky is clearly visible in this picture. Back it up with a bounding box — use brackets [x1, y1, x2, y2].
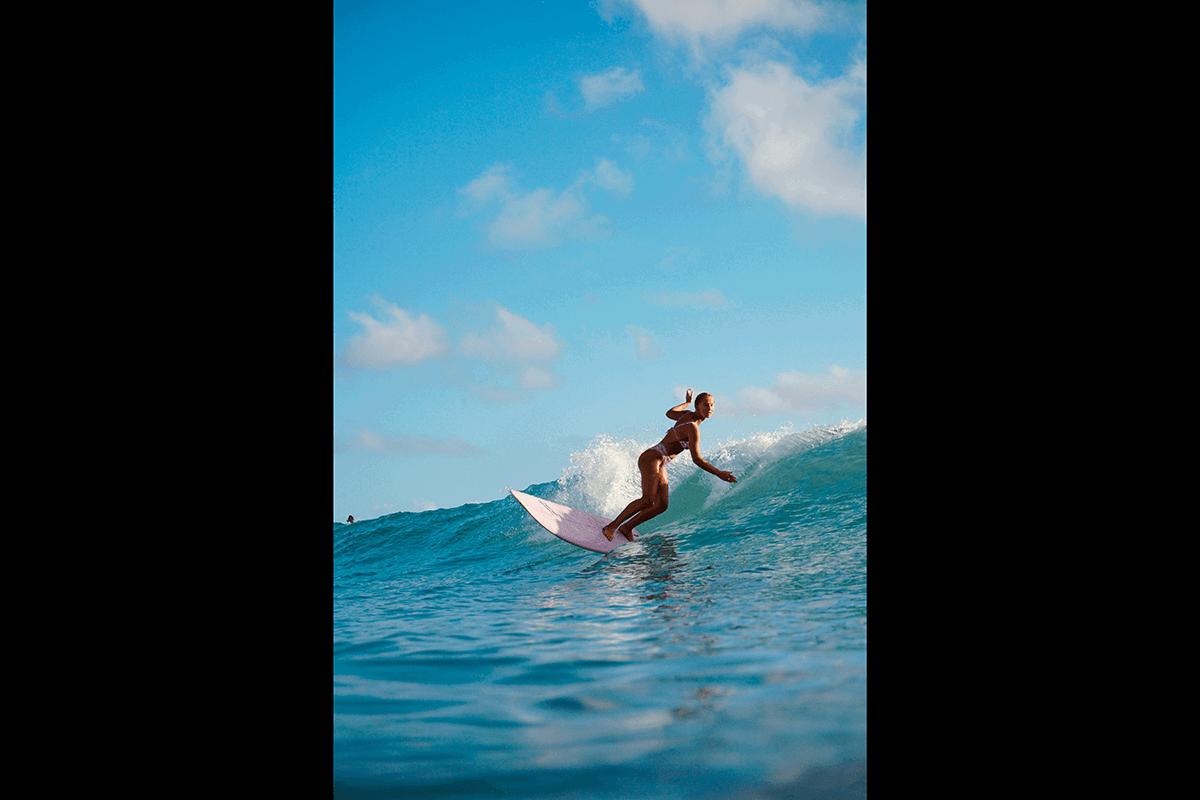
[334, 0, 866, 519]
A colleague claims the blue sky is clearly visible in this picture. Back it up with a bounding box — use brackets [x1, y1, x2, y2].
[334, 0, 866, 519]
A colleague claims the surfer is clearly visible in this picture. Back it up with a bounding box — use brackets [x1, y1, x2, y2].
[602, 390, 737, 542]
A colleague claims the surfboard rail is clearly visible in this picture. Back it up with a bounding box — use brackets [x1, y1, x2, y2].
[510, 489, 639, 554]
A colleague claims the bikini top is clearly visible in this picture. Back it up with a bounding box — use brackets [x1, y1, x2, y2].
[666, 417, 695, 448]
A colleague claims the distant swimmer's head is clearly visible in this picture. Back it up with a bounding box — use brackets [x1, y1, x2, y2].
[695, 393, 714, 418]
[347, 515, 355, 523]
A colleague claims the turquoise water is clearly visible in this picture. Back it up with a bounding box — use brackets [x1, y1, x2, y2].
[334, 423, 866, 798]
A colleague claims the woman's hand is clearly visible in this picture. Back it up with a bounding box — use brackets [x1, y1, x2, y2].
[719, 470, 737, 483]
[685, 388, 693, 404]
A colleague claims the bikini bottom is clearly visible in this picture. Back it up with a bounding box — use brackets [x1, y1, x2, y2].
[650, 443, 674, 471]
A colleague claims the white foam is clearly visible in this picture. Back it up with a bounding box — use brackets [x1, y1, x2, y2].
[554, 434, 646, 518]
[553, 421, 865, 517]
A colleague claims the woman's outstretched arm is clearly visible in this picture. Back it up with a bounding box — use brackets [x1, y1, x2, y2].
[686, 425, 737, 483]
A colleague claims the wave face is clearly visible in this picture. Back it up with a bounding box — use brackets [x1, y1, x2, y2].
[334, 421, 866, 799]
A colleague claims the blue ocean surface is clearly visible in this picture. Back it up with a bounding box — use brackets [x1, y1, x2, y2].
[334, 422, 866, 799]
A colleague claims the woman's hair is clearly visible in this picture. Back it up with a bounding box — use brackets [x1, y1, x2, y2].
[695, 392, 713, 405]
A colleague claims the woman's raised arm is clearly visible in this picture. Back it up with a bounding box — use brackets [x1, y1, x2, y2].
[665, 389, 694, 420]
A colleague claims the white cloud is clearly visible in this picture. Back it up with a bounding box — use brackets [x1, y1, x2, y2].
[519, 364, 561, 391]
[496, 187, 595, 247]
[590, 157, 635, 194]
[656, 245, 695, 270]
[627, 325, 665, 360]
[733, 365, 865, 416]
[334, 428, 484, 456]
[706, 60, 865, 216]
[335, 299, 570, 402]
[459, 163, 511, 204]
[458, 306, 567, 402]
[598, 1, 865, 215]
[459, 160, 633, 249]
[604, 0, 826, 55]
[460, 306, 565, 362]
[579, 66, 646, 111]
[341, 298, 449, 370]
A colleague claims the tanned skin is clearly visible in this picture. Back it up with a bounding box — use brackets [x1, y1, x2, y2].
[602, 390, 737, 542]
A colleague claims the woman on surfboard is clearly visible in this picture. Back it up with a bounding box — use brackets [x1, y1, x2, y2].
[602, 390, 737, 542]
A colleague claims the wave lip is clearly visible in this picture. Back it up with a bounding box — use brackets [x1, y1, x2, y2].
[551, 420, 865, 525]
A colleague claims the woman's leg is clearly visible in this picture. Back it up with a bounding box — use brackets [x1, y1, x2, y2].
[602, 450, 669, 541]
[616, 466, 668, 539]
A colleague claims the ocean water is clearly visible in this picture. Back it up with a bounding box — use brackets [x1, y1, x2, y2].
[334, 422, 866, 799]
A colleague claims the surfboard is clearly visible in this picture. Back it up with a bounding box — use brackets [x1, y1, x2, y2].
[510, 489, 640, 554]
